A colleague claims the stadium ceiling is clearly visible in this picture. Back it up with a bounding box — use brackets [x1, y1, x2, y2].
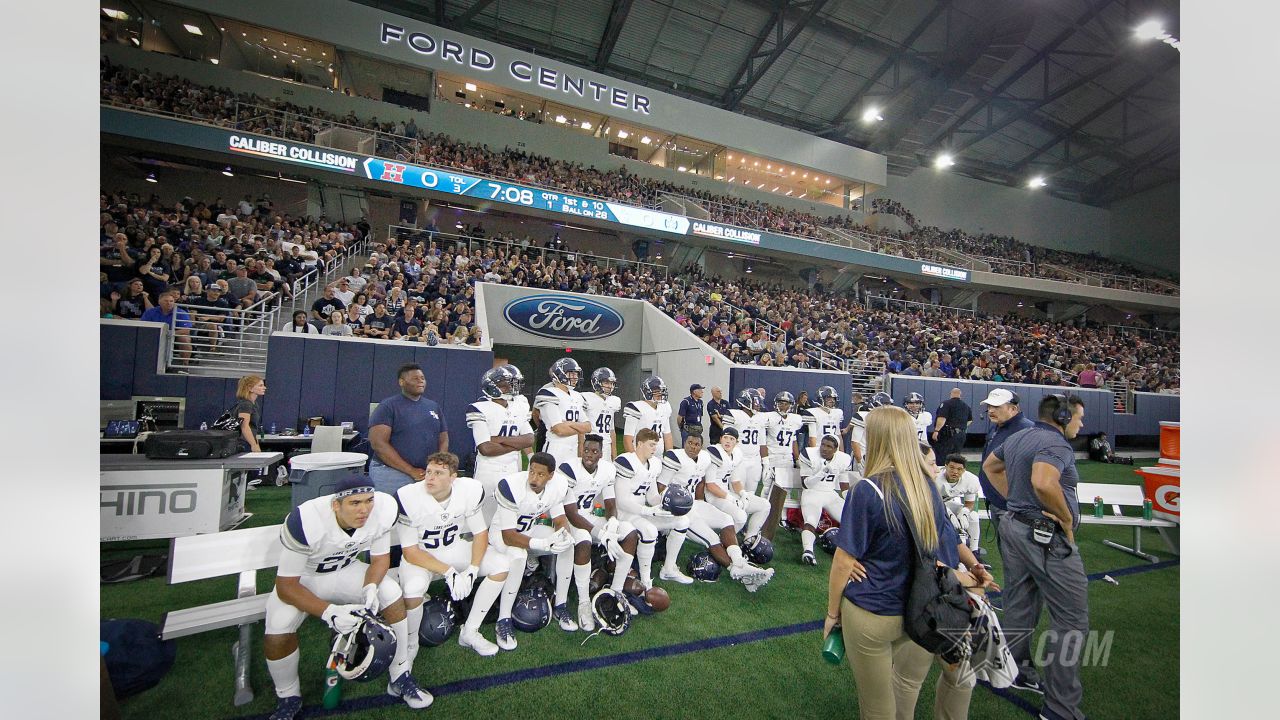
[352, 0, 1178, 207]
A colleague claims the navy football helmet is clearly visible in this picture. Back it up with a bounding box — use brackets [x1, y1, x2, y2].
[742, 535, 775, 565]
[418, 596, 457, 647]
[550, 357, 583, 388]
[641, 376, 668, 402]
[687, 551, 722, 582]
[863, 392, 894, 411]
[661, 485, 694, 517]
[499, 364, 525, 396]
[736, 389, 761, 411]
[773, 391, 795, 415]
[328, 610, 397, 682]
[817, 385, 839, 409]
[904, 392, 924, 417]
[590, 367, 617, 395]
[481, 366, 519, 401]
[819, 527, 840, 555]
[512, 585, 552, 633]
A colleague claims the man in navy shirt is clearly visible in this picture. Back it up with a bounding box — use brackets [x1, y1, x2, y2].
[677, 384, 705, 443]
[368, 364, 449, 496]
[706, 387, 731, 444]
[983, 394, 1088, 719]
[976, 388, 1034, 555]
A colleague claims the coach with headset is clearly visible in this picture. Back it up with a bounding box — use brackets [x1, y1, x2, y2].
[983, 394, 1089, 720]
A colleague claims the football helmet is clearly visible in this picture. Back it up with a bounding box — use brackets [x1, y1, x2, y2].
[480, 366, 519, 401]
[904, 392, 924, 417]
[661, 485, 694, 516]
[328, 610, 397, 682]
[735, 389, 760, 411]
[864, 392, 894, 411]
[550, 357, 583, 388]
[640, 375, 668, 402]
[511, 586, 552, 633]
[499, 364, 525, 396]
[742, 535, 775, 565]
[590, 589, 632, 636]
[687, 551, 722, 582]
[590, 367, 617, 395]
[817, 385, 839, 409]
[773, 391, 795, 415]
[819, 527, 840, 555]
[417, 596, 457, 648]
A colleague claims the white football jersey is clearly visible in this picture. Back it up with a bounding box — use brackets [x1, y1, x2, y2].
[583, 391, 622, 442]
[702, 444, 740, 490]
[623, 400, 673, 451]
[395, 477, 488, 551]
[849, 410, 872, 454]
[762, 411, 804, 464]
[935, 468, 982, 506]
[799, 447, 854, 491]
[557, 458, 617, 514]
[279, 491, 398, 576]
[467, 398, 534, 475]
[725, 409, 767, 449]
[658, 448, 710, 495]
[804, 406, 845, 445]
[534, 384, 587, 455]
[911, 410, 934, 444]
[492, 471, 568, 533]
[612, 451, 663, 515]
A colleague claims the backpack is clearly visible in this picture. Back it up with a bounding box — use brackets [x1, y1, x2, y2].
[867, 475, 975, 664]
[101, 619, 177, 698]
[210, 409, 241, 432]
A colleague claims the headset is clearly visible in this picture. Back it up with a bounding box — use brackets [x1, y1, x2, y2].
[1045, 393, 1074, 428]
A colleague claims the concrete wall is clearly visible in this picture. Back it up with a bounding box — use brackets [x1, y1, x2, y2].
[640, 305, 732, 439]
[1108, 182, 1179, 274]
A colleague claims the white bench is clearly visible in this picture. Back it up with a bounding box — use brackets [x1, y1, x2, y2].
[974, 481, 1178, 563]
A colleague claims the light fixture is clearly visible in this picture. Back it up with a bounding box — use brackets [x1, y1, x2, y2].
[790, 170, 796, 176]
[209, 58, 219, 65]
[221, 166, 234, 177]
[580, 121, 592, 129]
[766, 164, 771, 169]
[183, 24, 203, 36]
[1133, 19, 1181, 49]
[935, 154, 955, 169]
[554, 115, 567, 124]
[1017, 301, 1024, 307]
[825, 179, 832, 185]
[1028, 176, 1047, 189]
[641, 136, 652, 144]
[771, 186, 779, 192]
[102, 8, 130, 20]
[727, 176, 735, 182]
[145, 172, 157, 183]
[726, 154, 733, 160]
[677, 166, 688, 172]
[282, 42, 287, 47]
[753, 161, 759, 167]
[130, 37, 140, 45]
[465, 82, 477, 91]
[757, 182, 766, 188]
[617, 130, 629, 139]
[862, 107, 884, 123]
[785, 190, 794, 196]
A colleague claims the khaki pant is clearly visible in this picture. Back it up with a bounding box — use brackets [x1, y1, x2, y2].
[841, 599, 975, 720]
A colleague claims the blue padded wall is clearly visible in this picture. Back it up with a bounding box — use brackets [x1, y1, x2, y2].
[101, 322, 240, 426]
[728, 367, 855, 448]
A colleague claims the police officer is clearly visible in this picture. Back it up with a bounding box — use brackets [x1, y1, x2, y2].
[982, 394, 1089, 719]
[931, 387, 972, 459]
[706, 386, 731, 444]
[677, 384, 705, 443]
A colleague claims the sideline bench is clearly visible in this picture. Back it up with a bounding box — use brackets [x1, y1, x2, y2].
[975, 481, 1178, 563]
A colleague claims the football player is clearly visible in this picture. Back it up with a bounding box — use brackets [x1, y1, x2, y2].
[583, 367, 623, 459]
[265, 476, 424, 719]
[662, 432, 775, 590]
[936, 453, 983, 553]
[848, 391, 894, 474]
[760, 391, 803, 540]
[468, 366, 535, 524]
[904, 392, 933, 444]
[797, 435, 854, 565]
[614, 427, 693, 587]
[622, 376, 674, 454]
[532, 358, 591, 467]
[724, 389, 767, 496]
[556, 433, 641, 628]
[803, 386, 845, 448]
[702, 427, 771, 542]
[489, 452, 576, 650]
[396, 452, 510, 660]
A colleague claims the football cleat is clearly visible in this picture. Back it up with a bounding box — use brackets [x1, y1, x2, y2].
[578, 600, 595, 632]
[495, 618, 517, 651]
[268, 696, 302, 720]
[458, 627, 498, 657]
[387, 672, 434, 710]
[801, 550, 817, 566]
[729, 562, 774, 592]
[659, 566, 695, 585]
[553, 602, 579, 632]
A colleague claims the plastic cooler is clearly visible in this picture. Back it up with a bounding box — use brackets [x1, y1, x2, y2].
[1158, 421, 1180, 466]
[1135, 464, 1180, 521]
[288, 452, 369, 508]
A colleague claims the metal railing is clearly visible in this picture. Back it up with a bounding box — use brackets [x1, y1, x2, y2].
[1107, 324, 1180, 339]
[385, 226, 667, 277]
[1035, 363, 1081, 387]
[862, 293, 976, 317]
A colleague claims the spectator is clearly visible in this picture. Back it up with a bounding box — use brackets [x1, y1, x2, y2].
[361, 303, 395, 339]
[114, 278, 153, 319]
[322, 310, 352, 336]
[231, 374, 267, 453]
[311, 285, 345, 322]
[140, 289, 192, 366]
[280, 310, 320, 334]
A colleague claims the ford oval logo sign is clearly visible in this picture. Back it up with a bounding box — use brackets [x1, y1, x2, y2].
[503, 294, 624, 341]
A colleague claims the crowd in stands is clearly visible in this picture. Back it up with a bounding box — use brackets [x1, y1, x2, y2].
[100, 58, 1178, 292]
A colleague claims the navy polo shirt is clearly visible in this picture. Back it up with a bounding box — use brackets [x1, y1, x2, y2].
[678, 396, 704, 427]
[997, 422, 1082, 530]
[835, 473, 957, 616]
[977, 412, 1035, 510]
[369, 393, 444, 469]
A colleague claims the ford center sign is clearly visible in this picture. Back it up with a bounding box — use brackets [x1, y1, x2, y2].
[502, 295, 625, 341]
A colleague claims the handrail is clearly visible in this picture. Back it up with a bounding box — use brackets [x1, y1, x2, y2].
[1035, 362, 1080, 387]
[385, 225, 668, 277]
[1107, 323, 1179, 337]
[862, 293, 976, 317]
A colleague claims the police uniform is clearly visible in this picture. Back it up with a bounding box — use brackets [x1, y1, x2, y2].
[932, 396, 973, 458]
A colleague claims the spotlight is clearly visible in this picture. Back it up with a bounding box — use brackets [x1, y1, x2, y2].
[145, 172, 157, 183]
[222, 166, 234, 177]
[1028, 176, 1047, 189]
[935, 154, 955, 169]
[861, 107, 883, 123]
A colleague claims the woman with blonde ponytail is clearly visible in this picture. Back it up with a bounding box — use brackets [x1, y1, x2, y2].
[823, 405, 979, 720]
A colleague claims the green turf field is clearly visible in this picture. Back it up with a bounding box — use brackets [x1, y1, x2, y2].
[101, 460, 1178, 719]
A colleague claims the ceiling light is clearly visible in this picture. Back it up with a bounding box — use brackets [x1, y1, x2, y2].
[183, 24, 203, 36]
[785, 190, 794, 196]
[1028, 176, 1047, 189]
[130, 37, 139, 45]
[726, 154, 733, 160]
[790, 170, 796, 176]
[1133, 20, 1167, 41]
[861, 107, 884, 123]
[771, 186, 779, 192]
[727, 177, 735, 182]
[209, 58, 219, 64]
[677, 166, 688, 172]
[145, 173, 157, 183]
[826, 179, 832, 184]
[555, 115, 567, 124]
[757, 182, 766, 188]
[766, 164, 772, 169]
[753, 161, 759, 167]
[617, 130, 629, 139]
[465, 82, 477, 91]
[221, 166, 234, 177]
[282, 42, 287, 47]
[935, 154, 955, 169]
[641, 136, 652, 144]
[102, 8, 129, 20]
[581, 121, 592, 129]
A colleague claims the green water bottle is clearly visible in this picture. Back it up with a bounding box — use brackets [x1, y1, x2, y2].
[1142, 498, 1153, 521]
[322, 657, 343, 709]
[822, 630, 845, 665]
[1093, 496, 1105, 518]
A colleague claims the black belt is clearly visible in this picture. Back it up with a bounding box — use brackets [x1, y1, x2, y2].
[1008, 510, 1051, 527]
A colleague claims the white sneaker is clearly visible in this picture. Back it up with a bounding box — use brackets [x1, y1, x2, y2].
[553, 602, 578, 632]
[387, 672, 434, 709]
[495, 618, 517, 651]
[730, 563, 774, 592]
[578, 601, 595, 632]
[659, 566, 694, 585]
[458, 628, 499, 657]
